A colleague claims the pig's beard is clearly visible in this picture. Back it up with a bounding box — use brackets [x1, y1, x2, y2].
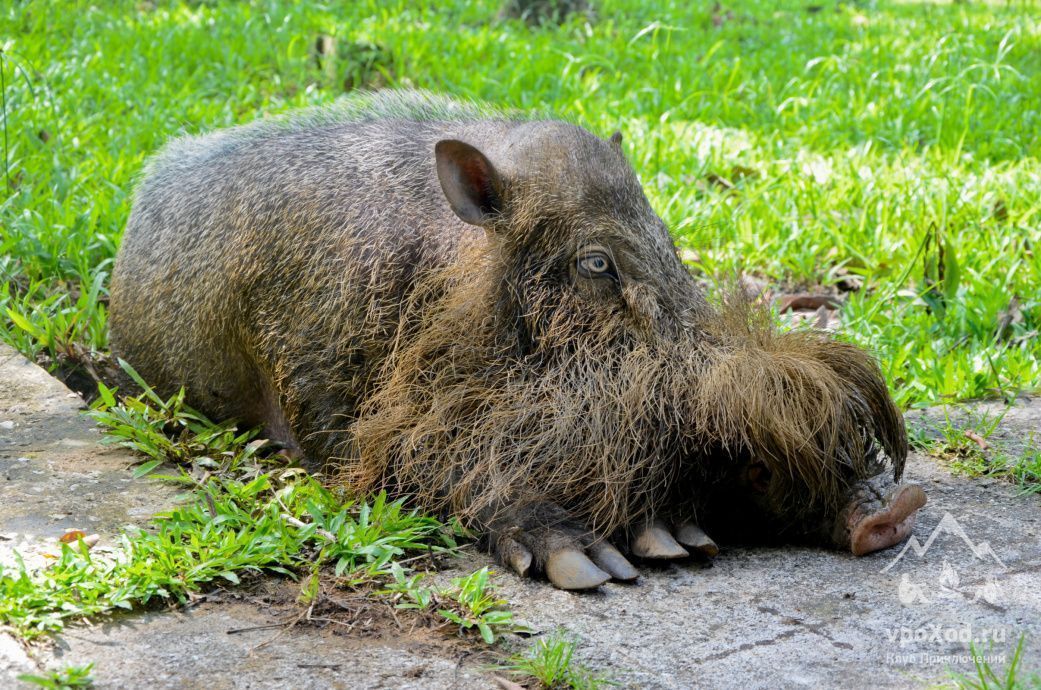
[684, 295, 907, 523]
[345, 309, 698, 534]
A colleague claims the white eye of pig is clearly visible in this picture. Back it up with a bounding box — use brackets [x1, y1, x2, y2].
[576, 249, 615, 279]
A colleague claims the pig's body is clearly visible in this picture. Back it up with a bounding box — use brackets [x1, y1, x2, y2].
[111, 91, 924, 590]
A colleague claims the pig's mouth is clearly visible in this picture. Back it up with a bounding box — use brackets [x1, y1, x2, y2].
[843, 478, 927, 556]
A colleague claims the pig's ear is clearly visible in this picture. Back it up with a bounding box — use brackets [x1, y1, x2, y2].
[435, 140, 503, 227]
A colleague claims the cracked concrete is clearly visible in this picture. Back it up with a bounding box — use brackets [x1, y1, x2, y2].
[2, 342, 1039, 688]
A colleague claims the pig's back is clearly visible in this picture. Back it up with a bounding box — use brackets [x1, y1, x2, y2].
[109, 94, 511, 426]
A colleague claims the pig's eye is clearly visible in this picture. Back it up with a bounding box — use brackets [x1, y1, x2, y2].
[576, 249, 616, 279]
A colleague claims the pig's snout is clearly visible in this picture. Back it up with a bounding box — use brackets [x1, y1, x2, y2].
[844, 480, 927, 556]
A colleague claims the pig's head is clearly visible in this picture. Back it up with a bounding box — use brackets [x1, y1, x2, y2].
[696, 442, 926, 556]
[418, 121, 717, 530]
[433, 121, 709, 346]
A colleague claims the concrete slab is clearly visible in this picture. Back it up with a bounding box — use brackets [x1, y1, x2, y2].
[0, 344, 174, 568]
[2, 343, 1039, 688]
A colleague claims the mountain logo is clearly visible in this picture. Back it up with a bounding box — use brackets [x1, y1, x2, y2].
[882, 512, 1008, 573]
[880, 512, 1007, 607]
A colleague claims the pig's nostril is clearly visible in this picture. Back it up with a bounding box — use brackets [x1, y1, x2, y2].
[851, 515, 914, 556]
[875, 524, 896, 540]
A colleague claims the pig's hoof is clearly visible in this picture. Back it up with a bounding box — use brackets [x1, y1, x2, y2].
[545, 549, 611, 590]
[673, 521, 719, 558]
[631, 518, 690, 559]
[588, 541, 640, 581]
[505, 537, 636, 590]
[493, 517, 637, 590]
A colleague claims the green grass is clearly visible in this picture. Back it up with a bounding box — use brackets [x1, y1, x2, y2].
[947, 635, 1041, 690]
[500, 631, 614, 690]
[86, 361, 265, 479]
[1, 368, 524, 682]
[909, 405, 1041, 493]
[18, 663, 95, 690]
[384, 563, 525, 644]
[0, 372, 466, 642]
[0, 471, 457, 641]
[0, 0, 1039, 406]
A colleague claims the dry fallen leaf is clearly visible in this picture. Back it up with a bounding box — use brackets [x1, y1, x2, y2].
[994, 296, 1022, 342]
[711, 2, 735, 27]
[730, 164, 757, 181]
[59, 529, 87, 544]
[59, 529, 101, 549]
[739, 274, 771, 302]
[964, 430, 990, 451]
[491, 676, 526, 690]
[705, 172, 734, 190]
[775, 293, 842, 313]
[833, 267, 865, 293]
[992, 199, 1009, 222]
[814, 304, 830, 329]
